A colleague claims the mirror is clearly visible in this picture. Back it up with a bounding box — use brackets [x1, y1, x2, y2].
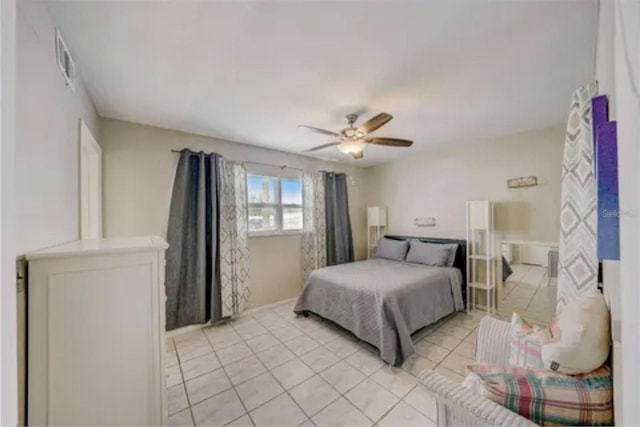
[498, 240, 558, 323]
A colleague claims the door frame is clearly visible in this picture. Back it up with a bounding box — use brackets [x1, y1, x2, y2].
[79, 120, 102, 239]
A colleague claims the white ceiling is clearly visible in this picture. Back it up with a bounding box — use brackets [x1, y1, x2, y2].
[47, 0, 598, 166]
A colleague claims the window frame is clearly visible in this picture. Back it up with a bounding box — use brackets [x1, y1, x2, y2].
[247, 173, 303, 237]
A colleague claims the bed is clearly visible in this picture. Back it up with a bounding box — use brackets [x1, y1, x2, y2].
[293, 236, 467, 366]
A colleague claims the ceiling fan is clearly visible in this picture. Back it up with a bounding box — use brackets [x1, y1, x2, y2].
[298, 112, 413, 159]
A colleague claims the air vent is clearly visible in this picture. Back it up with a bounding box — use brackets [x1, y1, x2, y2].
[55, 28, 75, 91]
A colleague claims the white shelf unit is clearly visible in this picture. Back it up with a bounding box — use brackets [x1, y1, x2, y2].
[466, 201, 497, 314]
[367, 206, 387, 258]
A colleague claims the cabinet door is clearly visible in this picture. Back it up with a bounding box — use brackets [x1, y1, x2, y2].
[29, 252, 164, 426]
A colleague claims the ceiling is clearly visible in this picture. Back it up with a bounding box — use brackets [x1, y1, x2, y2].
[47, 0, 598, 166]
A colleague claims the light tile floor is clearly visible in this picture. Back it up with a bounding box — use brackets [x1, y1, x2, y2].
[166, 300, 486, 427]
[499, 264, 557, 324]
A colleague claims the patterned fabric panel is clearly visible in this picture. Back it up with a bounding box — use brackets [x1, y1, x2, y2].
[301, 171, 326, 281]
[463, 364, 613, 426]
[557, 82, 599, 313]
[219, 159, 250, 317]
[509, 313, 545, 368]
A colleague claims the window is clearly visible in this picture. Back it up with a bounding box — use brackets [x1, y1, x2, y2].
[247, 174, 303, 234]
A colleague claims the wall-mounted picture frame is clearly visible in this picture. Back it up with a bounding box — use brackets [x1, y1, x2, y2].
[507, 176, 538, 189]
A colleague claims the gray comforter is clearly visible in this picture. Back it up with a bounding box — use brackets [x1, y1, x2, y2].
[293, 259, 464, 366]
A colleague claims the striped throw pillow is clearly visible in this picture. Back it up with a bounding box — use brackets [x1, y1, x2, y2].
[509, 313, 545, 368]
[463, 363, 613, 426]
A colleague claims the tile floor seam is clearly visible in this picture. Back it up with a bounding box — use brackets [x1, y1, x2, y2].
[340, 389, 379, 425]
[221, 357, 255, 427]
[228, 381, 257, 427]
[235, 322, 326, 425]
[524, 269, 549, 312]
[372, 391, 408, 425]
[174, 341, 197, 426]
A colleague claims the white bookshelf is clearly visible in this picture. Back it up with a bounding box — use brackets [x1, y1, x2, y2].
[466, 201, 497, 314]
[367, 206, 387, 258]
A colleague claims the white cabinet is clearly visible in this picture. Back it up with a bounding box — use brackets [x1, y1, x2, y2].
[26, 236, 169, 426]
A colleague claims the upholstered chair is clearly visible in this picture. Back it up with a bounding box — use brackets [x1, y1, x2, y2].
[418, 316, 540, 426]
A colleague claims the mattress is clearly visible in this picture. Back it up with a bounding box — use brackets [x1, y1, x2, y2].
[293, 258, 463, 366]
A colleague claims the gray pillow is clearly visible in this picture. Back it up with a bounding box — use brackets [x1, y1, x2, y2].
[442, 243, 459, 267]
[406, 240, 450, 267]
[374, 238, 410, 261]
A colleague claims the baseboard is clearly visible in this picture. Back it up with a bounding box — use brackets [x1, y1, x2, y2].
[166, 323, 208, 338]
[166, 296, 298, 339]
[241, 296, 298, 317]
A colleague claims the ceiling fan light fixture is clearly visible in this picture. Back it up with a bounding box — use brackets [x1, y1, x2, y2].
[300, 112, 412, 158]
[337, 140, 366, 155]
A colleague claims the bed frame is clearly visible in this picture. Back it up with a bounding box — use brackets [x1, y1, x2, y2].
[384, 235, 468, 305]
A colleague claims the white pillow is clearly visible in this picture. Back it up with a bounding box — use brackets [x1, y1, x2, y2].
[541, 291, 610, 375]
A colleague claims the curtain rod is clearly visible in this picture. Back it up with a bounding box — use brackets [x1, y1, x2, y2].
[171, 149, 315, 173]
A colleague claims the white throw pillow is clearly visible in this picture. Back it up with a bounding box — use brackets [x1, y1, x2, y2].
[541, 291, 610, 375]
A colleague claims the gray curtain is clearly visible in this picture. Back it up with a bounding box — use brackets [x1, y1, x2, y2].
[165, 149, 221, 330]
[324, 172, 354, 265]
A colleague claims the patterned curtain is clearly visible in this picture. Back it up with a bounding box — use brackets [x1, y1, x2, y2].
[219, 158, 250, 317]
[301, 171, 326, 281]
[557, 81, 599, 313]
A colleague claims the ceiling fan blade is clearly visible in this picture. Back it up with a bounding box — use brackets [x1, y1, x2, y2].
[297, 125, 340, 137]
[364, 137, 413, 147]
[356, 112, 393, 135]
[351, 151, 364, 160]
[305, 142, 341, 152]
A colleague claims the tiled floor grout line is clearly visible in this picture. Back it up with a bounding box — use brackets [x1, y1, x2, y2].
[526, 267, 547, 311]
[223, 308, 343, 424]
[229, 318, 321, 426]
[169, 304, 480, 426]
[226, 375, 257, 427]
[169, 329, 204, 425]
[244, 315, 380, 425]
[222, 312, 372, 425]
[221, 309, 297, 426]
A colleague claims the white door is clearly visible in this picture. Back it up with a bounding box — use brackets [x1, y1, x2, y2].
[79, 120, 102, 239]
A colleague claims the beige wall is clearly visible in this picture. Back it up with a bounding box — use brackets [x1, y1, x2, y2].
[364, 124, 565, 242]
[100, 118, 367, 308]
[15, 0, 101, 255]
[15, 1, 101, 425]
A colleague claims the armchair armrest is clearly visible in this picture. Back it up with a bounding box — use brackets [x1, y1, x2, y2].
[474, 316, 511, 364]
[417, 370, 539, 427]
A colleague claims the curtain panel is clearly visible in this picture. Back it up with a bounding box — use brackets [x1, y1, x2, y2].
[301, 171, 327, 281]
[165, 151, 250, 330]
[219, 158, 250, 317]
[324, 172, 354, 266]
[557, 81, 599, 313]
[165, 149, 220, 330]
